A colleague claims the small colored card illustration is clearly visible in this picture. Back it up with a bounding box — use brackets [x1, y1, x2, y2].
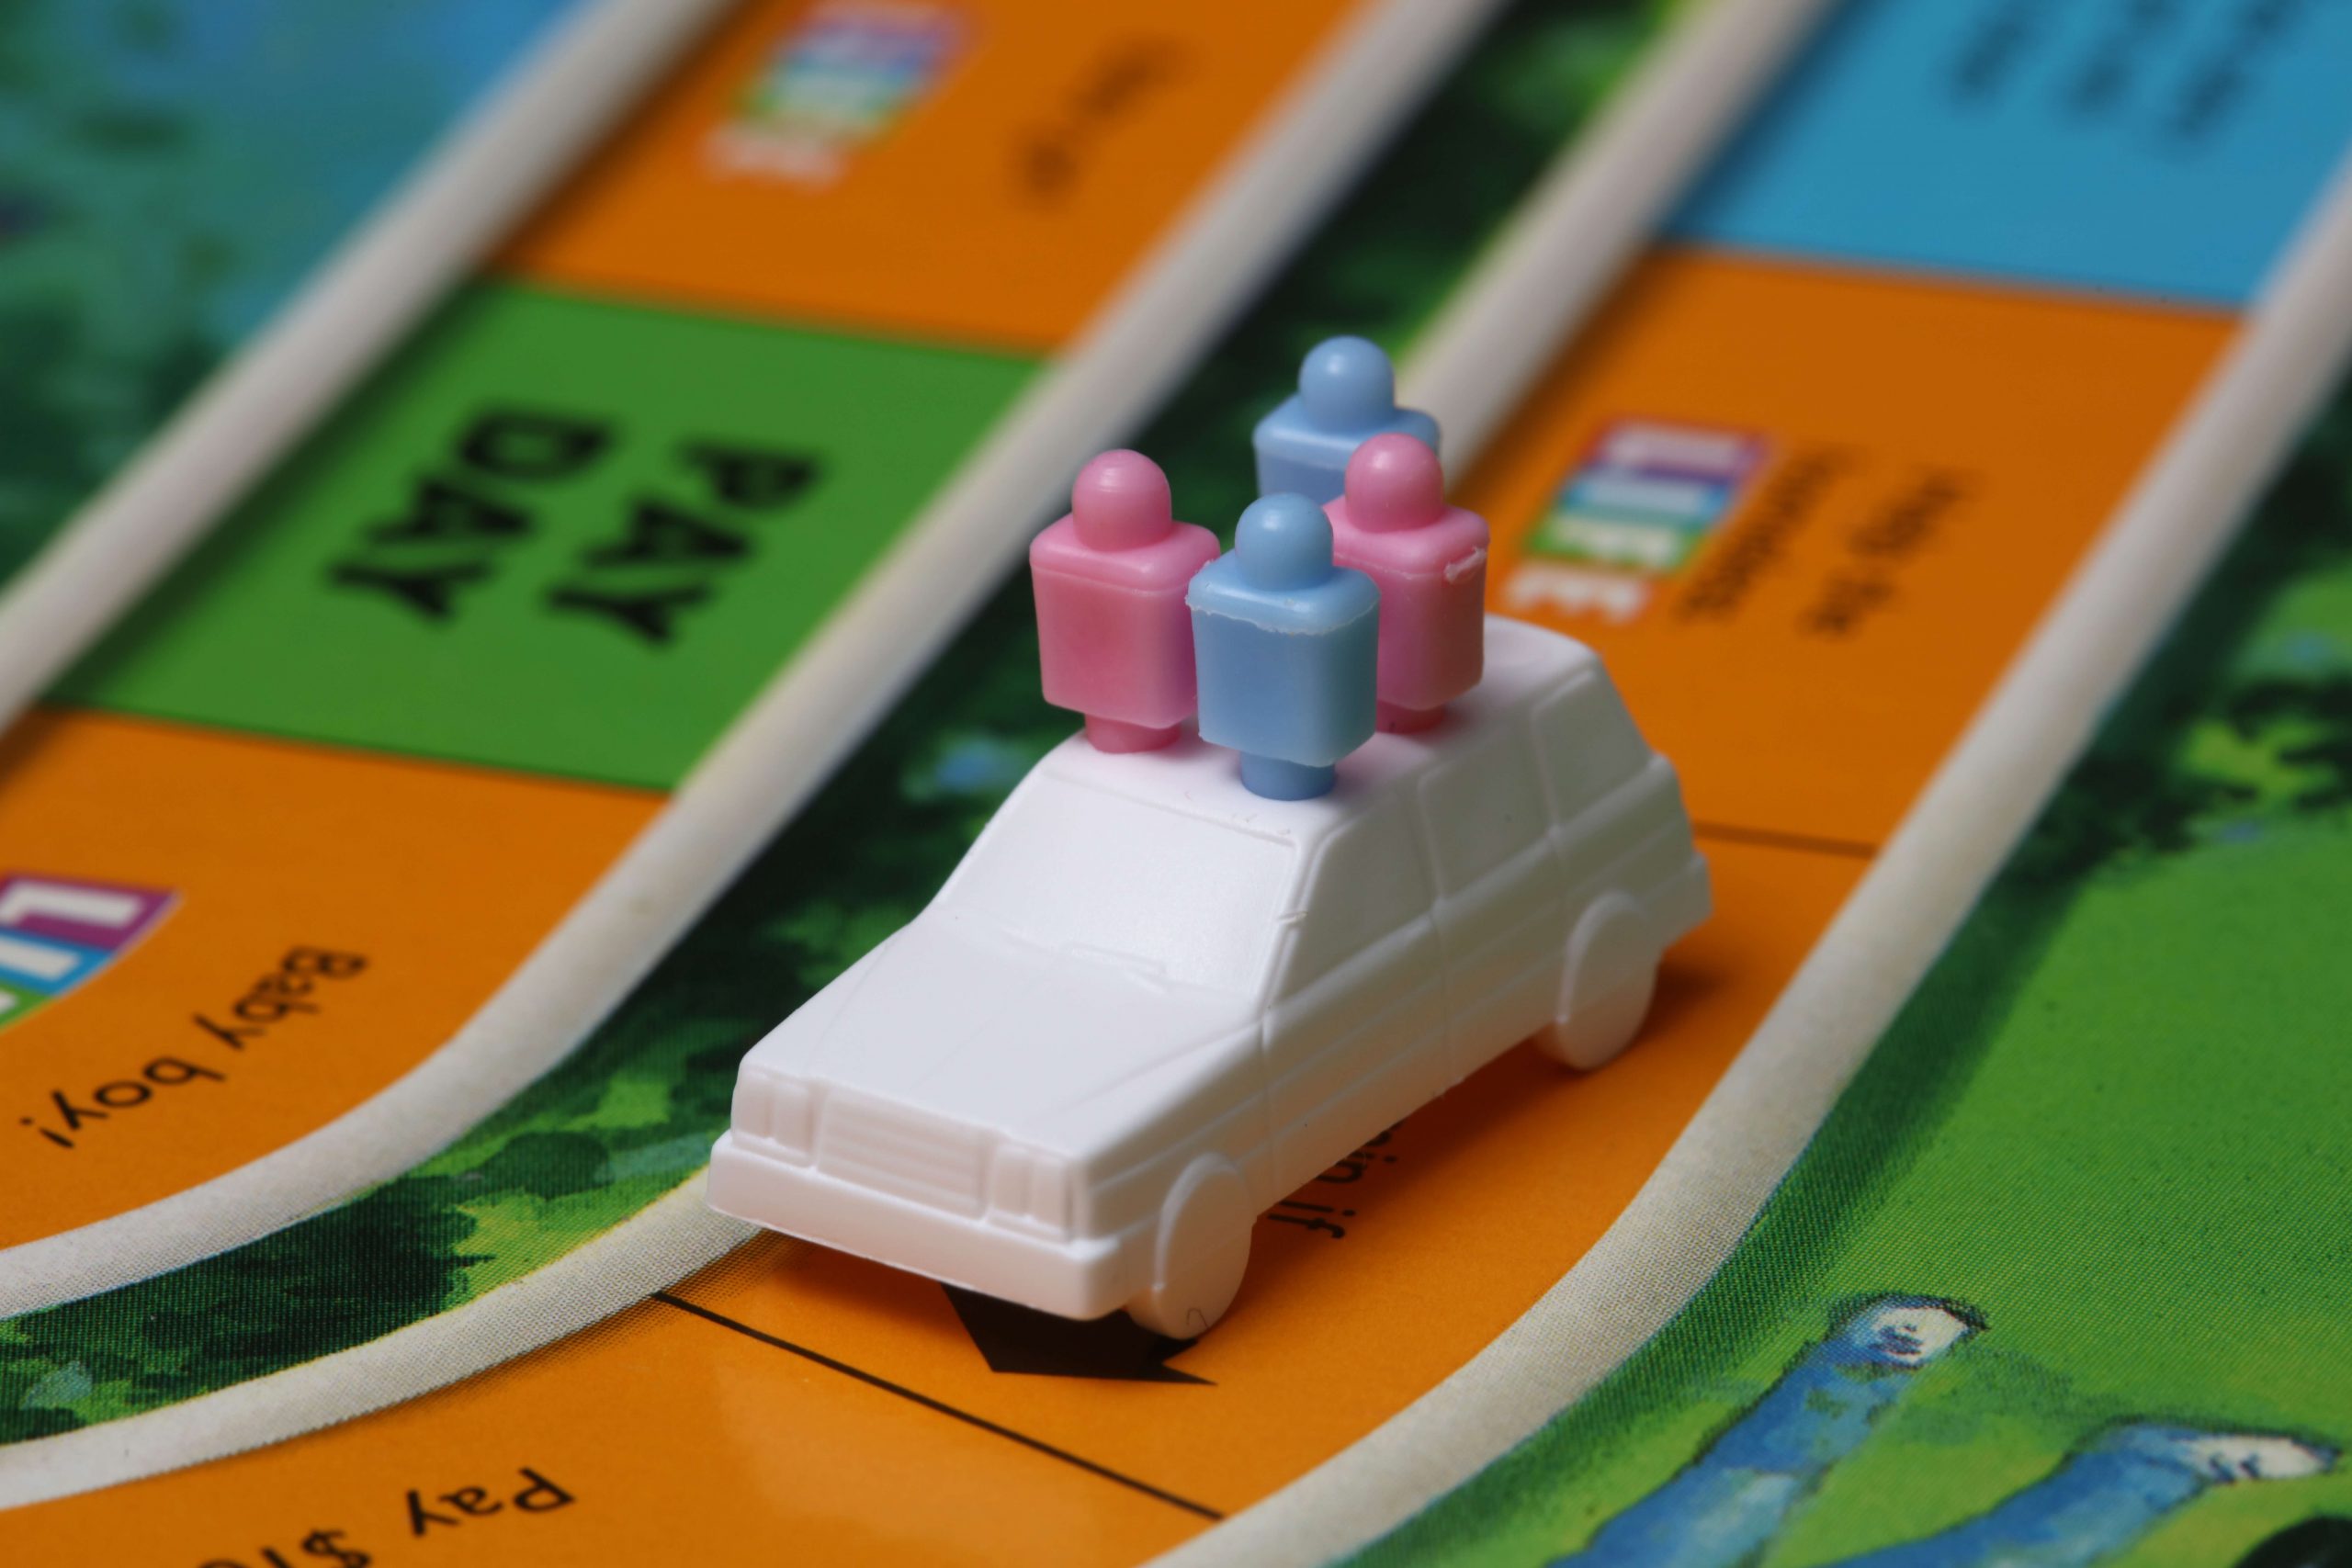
[1512, 418, 1767, 623]
[0, 874, 175, 1031]
[707, 1, 967, 186]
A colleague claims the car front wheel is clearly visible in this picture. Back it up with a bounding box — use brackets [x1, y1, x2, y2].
[1127, 1154, 1252, 1338]
[1532, 889, 1659, 1070]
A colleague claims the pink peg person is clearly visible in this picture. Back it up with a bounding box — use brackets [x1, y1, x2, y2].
[1030, 450, 1222, 751]
[1325, 433, 1489, 733]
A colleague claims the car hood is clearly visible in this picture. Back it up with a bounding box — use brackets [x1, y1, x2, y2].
[742, 912, 1262, 1150]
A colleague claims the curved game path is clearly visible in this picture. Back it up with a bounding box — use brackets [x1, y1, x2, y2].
[14, 2, 2352, 1562]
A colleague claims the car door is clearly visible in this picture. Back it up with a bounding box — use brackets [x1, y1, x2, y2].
[1261, 795, 1446, 1194]
[1419, 725, 1567, 1079]
[1531, 673, 1682, 897]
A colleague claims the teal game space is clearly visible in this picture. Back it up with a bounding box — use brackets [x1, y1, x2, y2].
[1673, 0, 2352, 303]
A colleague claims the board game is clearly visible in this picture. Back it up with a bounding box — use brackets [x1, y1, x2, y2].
[5, 2, 2352, 1564]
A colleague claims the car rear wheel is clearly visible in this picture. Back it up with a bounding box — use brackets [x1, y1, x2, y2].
[1532, 890, 1659, 1070]
[1126, 1155, 1252, 1338]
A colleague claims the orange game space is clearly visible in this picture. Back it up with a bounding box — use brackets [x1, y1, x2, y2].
[502, 0, 1364, 351]
[0, 712, 656, 1248]
[1472, 250, 2233, 851]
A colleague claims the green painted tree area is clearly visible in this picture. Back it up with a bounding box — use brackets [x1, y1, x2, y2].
[1356, 386, 2352, 1566]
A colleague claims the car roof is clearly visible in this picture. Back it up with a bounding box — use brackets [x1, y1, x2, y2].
[765, 619, 1609, 1151]
[1027, 615, 1600, 857]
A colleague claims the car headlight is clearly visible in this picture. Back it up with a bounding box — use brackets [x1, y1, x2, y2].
[988, 1144, 1072, 1239]
[734, 1070, 815, 1162]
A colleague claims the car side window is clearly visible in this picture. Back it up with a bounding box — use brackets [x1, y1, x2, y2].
[1531, 675, 1648, 819]
[1418, 729, 1548, 895]
[1282, 799, 1430, 994]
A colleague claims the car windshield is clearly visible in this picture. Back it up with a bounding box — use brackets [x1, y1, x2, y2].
[941, 776, 1299, 997]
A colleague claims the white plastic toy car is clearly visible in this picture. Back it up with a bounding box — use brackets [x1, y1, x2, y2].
[709, 615, 1706, 1336]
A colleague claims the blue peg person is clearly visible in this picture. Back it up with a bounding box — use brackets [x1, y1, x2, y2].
[1187, 494, 1380, 800]
[1251, 335, 1440, 504]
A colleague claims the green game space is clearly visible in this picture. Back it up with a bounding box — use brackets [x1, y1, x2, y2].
[54, 284, 1037, 790]
[1360, 387, 2352, 1567]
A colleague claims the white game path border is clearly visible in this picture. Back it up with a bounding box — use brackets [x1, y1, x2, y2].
[1157, 154, 2352, 1568]
[0, 0, 1826, 1506]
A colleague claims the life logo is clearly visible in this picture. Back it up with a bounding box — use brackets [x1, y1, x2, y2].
[1503, 418, 1768, 625]
[705, 1, 968, 187]
[0, 874, 175, 1031]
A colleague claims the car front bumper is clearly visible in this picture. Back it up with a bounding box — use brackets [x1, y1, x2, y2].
[707, 1133, 1133, 1321]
